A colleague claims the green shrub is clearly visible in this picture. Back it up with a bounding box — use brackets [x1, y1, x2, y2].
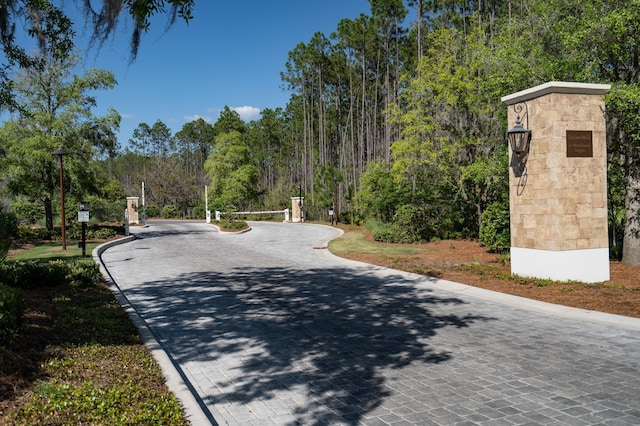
[15, 226, 56, 243]
[161, 205, 178, 219]
[66, 225, 117, 241]
[480, 201, 511, 252]
[367, 219, 413, 243]
[10, 198, 44, 225]
[215, 220, 248, 231]
[0, 282, 24, 346]
[0, 206, 18, 261]
[191, 205, 206, 219]
[392, 204, 435, 243]
[66, 261, 102, 288]
[144, 205, 160, 218]
[90, 227, 117, 240]
[372, 227, 410, 243]
[0, 260, 78, 289]
[1, 260, 101, 289]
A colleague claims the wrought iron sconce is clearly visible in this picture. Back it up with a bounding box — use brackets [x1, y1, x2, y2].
[507, 103, 531, 159]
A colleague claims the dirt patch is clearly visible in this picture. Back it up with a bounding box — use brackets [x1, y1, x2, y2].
[337, 238, 640, 319]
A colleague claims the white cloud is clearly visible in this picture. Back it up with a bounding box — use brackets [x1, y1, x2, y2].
[231, 106, 261, 121]
[184, 114, 212, 123]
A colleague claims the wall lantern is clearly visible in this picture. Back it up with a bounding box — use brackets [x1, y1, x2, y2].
[507, 103, 531, 158]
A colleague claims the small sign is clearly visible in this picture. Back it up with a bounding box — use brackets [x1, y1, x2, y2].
[78, 210, 90, 222]
[566, 130, 593, 157]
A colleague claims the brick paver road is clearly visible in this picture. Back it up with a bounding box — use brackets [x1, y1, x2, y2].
[98, 220, 640, 425]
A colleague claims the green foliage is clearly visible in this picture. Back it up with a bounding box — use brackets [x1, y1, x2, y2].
[9, 198, 44, 225]
[357, 160, 407, 222]
[10, 283, 185, 424]
[367, 219, 411, 244]
[480, 201, 511, 253]
[16, 227, 45, 243]
[392, 204, 430, 243]
[66, 225, 117, 241]
[66, 261, 102, 289]
[213, 106, 247, 135]
[92, 227, 118, 239]
[144, 205, 161, 218]
[215, 220, 249, 231]
[15, 226, 56, 243]
[191, 205, 206, 219]
[0, 206, 18, 261]
[0, 283, 24, 346]
[161, 205, 179, 219]
[372, 226, 411, 244]
[329, 227, 434, 255]
[0, 260, 100, 290]
[0, 44, 118, 231]
[205, 130, 259, 211]
[0, 260, 67, 289]
[77, 198, 126, 223]
[18, 379, 185, 425]
[606, 83, 640, 262]
[17, 224, 120, 243]
[607, 154, 626, 260]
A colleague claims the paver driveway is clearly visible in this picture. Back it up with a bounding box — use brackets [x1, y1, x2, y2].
[98, 220, 640, 426]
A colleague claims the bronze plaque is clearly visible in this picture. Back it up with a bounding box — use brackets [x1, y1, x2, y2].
[566, 130, 593, 157]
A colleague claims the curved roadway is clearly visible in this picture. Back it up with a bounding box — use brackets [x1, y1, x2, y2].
[98, 220, 640, 426]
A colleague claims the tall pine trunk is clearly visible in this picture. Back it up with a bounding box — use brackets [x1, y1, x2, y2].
[622, 160, 640, 265]
[44, 197, 53, 231]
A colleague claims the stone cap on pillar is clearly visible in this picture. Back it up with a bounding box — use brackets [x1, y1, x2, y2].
[501, 81, 611, 105]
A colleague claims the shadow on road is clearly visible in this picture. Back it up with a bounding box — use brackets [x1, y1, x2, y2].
[124, 263, 494, 424]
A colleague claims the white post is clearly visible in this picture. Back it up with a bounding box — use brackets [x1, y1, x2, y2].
[141, 181, 146, 224]
[205, 185, 210, 223]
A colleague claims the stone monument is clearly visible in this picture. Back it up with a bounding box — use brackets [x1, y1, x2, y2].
[291, 196, 304, 223]
[501, 81, 611, 283]
[126, 197, 140, 225]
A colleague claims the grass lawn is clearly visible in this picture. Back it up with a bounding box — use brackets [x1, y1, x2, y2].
[329, 230, 436, 256]
[9, 241, 102, 261]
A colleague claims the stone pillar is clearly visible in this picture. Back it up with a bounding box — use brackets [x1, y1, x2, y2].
[501, 82, 610, 283]
[291, 197, 304, 223]
[126, 197, 140, 225]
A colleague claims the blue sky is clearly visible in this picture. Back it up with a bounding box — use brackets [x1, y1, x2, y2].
[80, 1, 372, 147]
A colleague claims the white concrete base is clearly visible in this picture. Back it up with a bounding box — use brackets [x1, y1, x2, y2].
[511, 246, 610, 283]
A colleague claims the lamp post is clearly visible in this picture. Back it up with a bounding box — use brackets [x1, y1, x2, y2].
[52, 146, 68, 250]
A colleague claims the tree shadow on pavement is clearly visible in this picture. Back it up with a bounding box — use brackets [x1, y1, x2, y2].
[125, 265, 493, 425]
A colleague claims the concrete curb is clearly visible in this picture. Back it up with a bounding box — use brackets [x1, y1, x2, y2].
[207, 222, 252, 235]
[93, 237, 215, 426]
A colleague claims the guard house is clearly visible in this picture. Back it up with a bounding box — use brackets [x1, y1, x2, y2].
[501, 82, 610, 283]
